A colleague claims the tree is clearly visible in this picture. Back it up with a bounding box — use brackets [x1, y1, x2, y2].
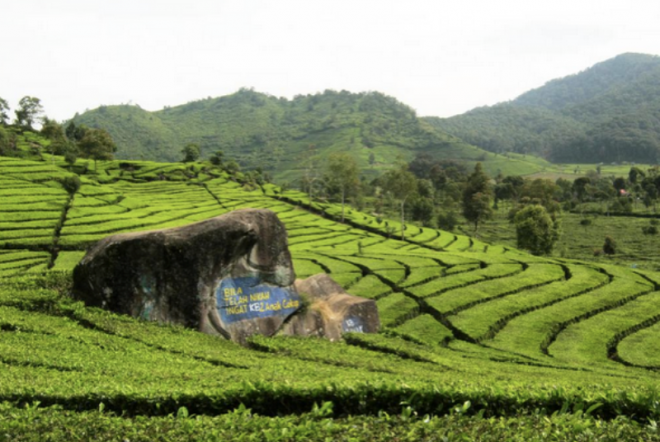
[572, 177, 591, 202]
[0, 126, 10, 155]
[300, 147, 320, 202]
[382, 165, 418, 240]
[368, 152, 376, 167]
[0, 97, 9, 125]
[410, 196, 434, 225]
[181, 143, 200, 162]
[64, 142, 79, 167]
[65, 121, 87, 141]
[40, 117, 64, 141]
[224, 159, 240, 173]
[437, 210, 458, 231]
[78, 128, 116, 171]
[613, 177, 627, 193]
[514, 205, 560, 256]
[629, 166, 645, 185]
[209, 150, 224, 166]
[462, 163, 493, 233]
[41, 118, 66, 163]
[14, 96, 43, 129]
[603, 236, 617, 255]
[324, 153, 360, 223]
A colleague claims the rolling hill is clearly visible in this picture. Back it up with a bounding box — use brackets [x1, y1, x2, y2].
[427, 53, 660, 163]
[3, 145, 660, 438]
[69, 89, 554, 181]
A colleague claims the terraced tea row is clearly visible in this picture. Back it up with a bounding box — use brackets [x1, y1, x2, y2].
[4, 156, 660, 424]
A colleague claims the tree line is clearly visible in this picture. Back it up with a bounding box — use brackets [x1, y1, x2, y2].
[303, 152, 660, 257]
[0, 96, 117, 170]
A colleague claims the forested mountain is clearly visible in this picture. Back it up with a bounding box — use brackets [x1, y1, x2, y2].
[427, 53, 660, 163]
[71, 89, 514, 180]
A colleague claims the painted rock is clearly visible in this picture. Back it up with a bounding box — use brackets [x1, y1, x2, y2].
[72, 208, 300, 343]
[72, 208, 379, 343]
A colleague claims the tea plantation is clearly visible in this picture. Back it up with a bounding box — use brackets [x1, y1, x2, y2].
[3, 155, 660, 440]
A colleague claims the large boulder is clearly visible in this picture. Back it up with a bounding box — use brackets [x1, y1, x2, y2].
[282, 274, 380, 340]
[72, 209, 300, 342]
[72, 208, 379, 343]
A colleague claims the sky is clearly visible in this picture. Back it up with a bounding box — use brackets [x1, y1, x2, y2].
[3, 0, 660, 122]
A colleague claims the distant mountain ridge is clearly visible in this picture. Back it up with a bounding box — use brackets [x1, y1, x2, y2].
[72, 89, 504, 181]
[426, 53, 660, 163]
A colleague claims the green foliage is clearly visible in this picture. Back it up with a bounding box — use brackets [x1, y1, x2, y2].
[514, 205, 560, 256]
[60, 176, 81, 195]
[429, 53, 660, 163]
[0, 97, 9, 125]
[5, 154, 660, 439]
[462, 163, 493, 232]
[324, 152, 360, 222]
[437, 210, 458, 231]
[603, 236, 617, 255]
[209, 150, 224, 166]
[645, 224, 660, 235]
[78, 128, 117, 170]
[380, 165, 417, 239]
[70, 89, 551, 181]
[14, 96, 43, 129]
[0, 125, 10, 155]
[181, 142, 200, 162]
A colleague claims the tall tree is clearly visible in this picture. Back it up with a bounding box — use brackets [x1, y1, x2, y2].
[462, 163, 493, 233]
[301, 145, 320, 202]
[0, 126, 10, 154]
[382, 165, 418, 240]
[78, 128, 116, 171]
[14, 96, 43, 129]
[0, 97, 9, 125]
[40, 118, 66, 163]
[65, 121, 87, 141]
[181, 143, 201, 162]
[324, 153, 359, 223]
[209, 150, 224, 166]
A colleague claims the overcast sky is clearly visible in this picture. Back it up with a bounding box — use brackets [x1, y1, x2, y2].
[3, 0, 660, 122]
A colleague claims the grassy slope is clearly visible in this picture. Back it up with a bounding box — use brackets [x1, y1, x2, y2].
[3, 154, 660, 438]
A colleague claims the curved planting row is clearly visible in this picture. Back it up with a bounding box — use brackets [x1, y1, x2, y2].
[5, 156, 660, 429]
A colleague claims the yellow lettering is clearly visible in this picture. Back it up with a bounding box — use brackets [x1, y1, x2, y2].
[283, 299, 300, 309]
[226, 305, 247, 315]
[250, 291, 271, 302]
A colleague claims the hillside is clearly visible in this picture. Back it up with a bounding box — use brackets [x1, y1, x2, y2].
[70, 89, 553, 181]
[4, 150, 660, 438]
[428, 53, 660, 163]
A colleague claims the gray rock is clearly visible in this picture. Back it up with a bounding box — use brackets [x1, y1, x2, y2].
[281, 274, 380, 340]
[72, 208, 300, 343]
[72, 208, 379, 343]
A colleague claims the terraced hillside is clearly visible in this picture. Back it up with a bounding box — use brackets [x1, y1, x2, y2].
[3, 156, 660, 439]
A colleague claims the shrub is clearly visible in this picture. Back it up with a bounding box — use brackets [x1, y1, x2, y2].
[60, 176, 81, 194]
[580, 218, 592, 227]
[603, 236, 616, 255]
[514, 205, 560, 256]
[609, 197, 633, 213]
[642, 225, 658, 235]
